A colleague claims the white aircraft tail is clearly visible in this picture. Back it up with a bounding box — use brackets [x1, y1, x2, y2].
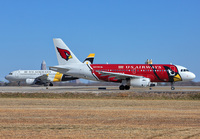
[53, 38, 81, 65]
[83, 53, 95, 64]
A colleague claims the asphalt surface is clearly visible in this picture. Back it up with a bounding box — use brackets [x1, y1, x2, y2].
[0, 86, 200, 93]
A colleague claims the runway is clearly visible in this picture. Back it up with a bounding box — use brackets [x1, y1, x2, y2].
[1, 86, 200, 93]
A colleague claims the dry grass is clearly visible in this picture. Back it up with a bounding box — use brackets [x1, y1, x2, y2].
[0, 92, 200, 100]
[0, 98, 199, 138]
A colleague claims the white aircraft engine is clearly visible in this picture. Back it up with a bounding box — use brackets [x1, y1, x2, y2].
[130, 78, 150, 87]
[26, 79, 35, 85]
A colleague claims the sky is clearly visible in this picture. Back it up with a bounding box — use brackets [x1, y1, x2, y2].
[0, 0, 200, 82]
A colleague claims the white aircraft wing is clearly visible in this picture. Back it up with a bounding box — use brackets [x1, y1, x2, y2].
[35, 74, 49, 82]
[98, 71, 143, 80]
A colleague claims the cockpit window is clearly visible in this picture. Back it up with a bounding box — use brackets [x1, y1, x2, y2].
[181, 69, 189, 72]
[9, 73, 13, 75]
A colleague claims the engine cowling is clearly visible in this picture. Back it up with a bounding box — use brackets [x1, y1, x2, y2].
[26, 79, 35, 85]
[130, 78, 150, 87]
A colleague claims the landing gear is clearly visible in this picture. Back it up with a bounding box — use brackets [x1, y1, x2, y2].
[119, 85, 130, 90]
[119, 85, 125, 90]
[125, 85, 130, 90]
[171, 82, 175, 90]
[49, 82, 53, 86]
[119, 79, 131, 90]
[43, 82, 53, 89]
[44, 83, 48, 89]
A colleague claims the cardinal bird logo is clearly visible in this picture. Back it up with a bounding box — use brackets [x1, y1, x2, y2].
[57, 47, 72, 61]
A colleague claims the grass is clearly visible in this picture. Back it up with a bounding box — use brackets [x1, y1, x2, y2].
[0, 98, 199, 138]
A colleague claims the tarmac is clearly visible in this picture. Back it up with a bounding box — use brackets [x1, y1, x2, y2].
[0, 86, 200, 93]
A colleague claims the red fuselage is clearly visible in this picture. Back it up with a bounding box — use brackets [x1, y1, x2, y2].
[91, 64, 181, 83]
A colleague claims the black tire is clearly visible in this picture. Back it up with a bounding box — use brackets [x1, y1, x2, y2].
[119, 85, 125, 90]
[171, 87, 175, 90]
[125, 85, 130, 90]
[49, 83, 53, 86]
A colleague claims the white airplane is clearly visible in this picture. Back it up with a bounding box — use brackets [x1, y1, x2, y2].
[5, 53, 95, 86]
[50, 38, 196, 90]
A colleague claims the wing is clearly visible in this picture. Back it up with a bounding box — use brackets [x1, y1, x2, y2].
[35, 74, 49, 82]
[97, 71, 143, 80]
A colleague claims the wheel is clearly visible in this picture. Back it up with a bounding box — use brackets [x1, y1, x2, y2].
[125, 85, 130, 90]
[171, 82, 175, 90]
[119, 85, 125, 90]
[49, 82, 53, 86]
[171, 87, 175, 90]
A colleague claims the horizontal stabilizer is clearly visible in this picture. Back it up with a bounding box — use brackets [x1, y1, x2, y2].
[49, 66, 70, 74]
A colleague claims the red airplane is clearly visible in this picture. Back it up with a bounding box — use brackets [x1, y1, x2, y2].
[50, 38, 196, 90]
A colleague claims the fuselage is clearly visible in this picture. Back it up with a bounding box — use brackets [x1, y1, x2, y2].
[6, 70, 54, 82]
[5, 70, 78, 83]
[55, 63, 195, 84]
[90, 64, 195, 83]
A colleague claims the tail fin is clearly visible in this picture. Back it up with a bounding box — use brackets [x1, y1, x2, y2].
[83, 53, 95, 64]
[53, 38, 81, 65]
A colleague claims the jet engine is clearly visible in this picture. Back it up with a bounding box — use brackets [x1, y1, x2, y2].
[26, 79, 35, 85]
[130, 78, 150, 87]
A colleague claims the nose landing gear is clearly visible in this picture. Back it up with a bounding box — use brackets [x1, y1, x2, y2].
[171, 82, 175, 90]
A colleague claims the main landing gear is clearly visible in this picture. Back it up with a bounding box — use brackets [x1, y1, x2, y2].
[49, 82, 53, 86]
[44, 82, 53, 89]
[119, 85, 130, 90]
[119, 79, 130, 90]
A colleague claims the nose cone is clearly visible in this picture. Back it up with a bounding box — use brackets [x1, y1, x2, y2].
[5, 75, 11, 81]
[182, 72, 196, 81]
[190, 72, 196, 80]
[5, 75, 9, 80]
